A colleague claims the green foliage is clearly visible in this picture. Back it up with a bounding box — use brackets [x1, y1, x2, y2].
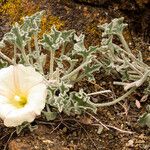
[16, 122, 38, 134]
[138, 105, 150, 128]
[98, 17, 150, 127]
[98, 17, 128, 36]
[47, 82, 97, 115]
[0, 11, 101, 122]
[3, 11, 44, 50]
[0, 59, 8, 69]
[98, 17, 150, 91]
[0, 11, 149, 130]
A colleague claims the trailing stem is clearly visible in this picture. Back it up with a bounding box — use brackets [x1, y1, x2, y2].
[49, 49, 55, 79]
[0, 51, 14, 65]
[118, 33, 131, 53]
[34, 33, 43, 73]
[62, 60, 90, 81]
[28, 42, 33, 64]
[14, 45, 17, 64]
[20, 47, 30, 65]
[93, 87, 136, 107]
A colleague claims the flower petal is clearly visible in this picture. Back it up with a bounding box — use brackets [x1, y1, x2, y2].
[0, 64, 47, 127]
[0, 66, 15, 97]
[27, 83, 47, 115]
[4, 107, 36, 127]
[0, 95, 16, 120]
[16, 64, 44, 93]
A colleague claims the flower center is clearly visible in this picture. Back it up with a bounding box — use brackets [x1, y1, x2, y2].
[11, 94, 27, 108]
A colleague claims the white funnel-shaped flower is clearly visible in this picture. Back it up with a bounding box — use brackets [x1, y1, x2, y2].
[0, 64, 47, 127]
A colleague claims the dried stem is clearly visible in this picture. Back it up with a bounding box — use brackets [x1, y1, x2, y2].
[87, 90, 111, 96]
[0, 51, 14, 65]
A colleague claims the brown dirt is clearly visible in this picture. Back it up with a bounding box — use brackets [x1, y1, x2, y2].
[0, 0, 150, 150]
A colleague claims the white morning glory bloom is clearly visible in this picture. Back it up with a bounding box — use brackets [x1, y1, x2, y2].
[0, 64, 47, 127]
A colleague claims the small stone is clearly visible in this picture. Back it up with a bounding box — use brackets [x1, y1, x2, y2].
[62, 127, 67, 133]
[126, 139, 134, 147]
[139, 134, 145, 139]
[9, 140, 31, 150]
[42, 139, 54, 144]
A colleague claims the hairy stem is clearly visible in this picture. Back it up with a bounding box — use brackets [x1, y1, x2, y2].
[28, 42, 33, 64]
[49, 49, 55, 79]
[94, 87, 136, 107]
[34, 33, 43, 73]
[20, 47, 30, 65]
[34, 33, 39, 52]
[0, 51, 14, 64]
[61, 42, 67, 56]
[87, 90, 111, 96]
[14, 45, 17, 64]
[62, 60, 90, 80]
[118, 33, 131, 53]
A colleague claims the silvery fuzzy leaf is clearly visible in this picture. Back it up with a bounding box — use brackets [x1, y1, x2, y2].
[137, 51, 143, 62]
[33, 52, 47, 72]
[40, 26, 63, 51]
[3, 23, 29, 49]
[21, 11, 44, 34]
[17, 53, 26, 64]
[48, 84, 97, 115]
[56, 55, 78, 73]
[61, 29, 75, 42]
[83, 63, 101, 79]
[28, 124, 38, 132]
[59, 81, 70, 94]
[3, 11, 44, 49]
[98, 17, 128, 37]
[16, 122, 29, 134]
[101, 37, 112, 46]
[73, 42, 98, 59]
[16, 122, 37, 134]
[74, 33, 85, 42]
[3, 32, 15, 45]
[70, 89, 97, 114]
[43, 110, 57, 121]
[138, 112, 150, 128]
[50, 26, 62, 44]
[73, 34, 86, 55]
[0, 59, 8, 68]
[52, 93, 71, 113]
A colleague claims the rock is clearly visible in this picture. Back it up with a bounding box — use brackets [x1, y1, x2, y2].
[8, 125, 69, 150]
[9, 140, 31, 150]
[126, 139, 134, 147]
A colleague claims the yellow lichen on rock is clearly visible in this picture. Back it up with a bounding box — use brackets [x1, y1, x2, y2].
[0, 0, 39, 24]
[40, 15, 65, 37]
[1, 0, 65, 36]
